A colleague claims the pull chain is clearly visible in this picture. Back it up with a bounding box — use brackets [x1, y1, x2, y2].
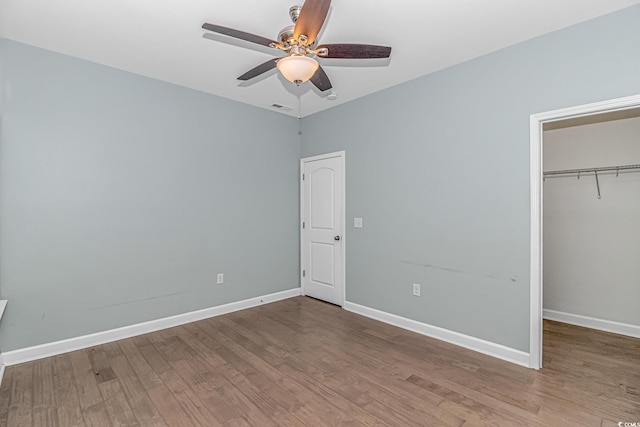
[297, 82, 302, 119]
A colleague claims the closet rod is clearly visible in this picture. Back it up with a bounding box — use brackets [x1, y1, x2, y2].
[544, 163, 640, 177]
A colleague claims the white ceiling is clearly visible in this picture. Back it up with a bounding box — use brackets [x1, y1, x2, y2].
[2, 0, 639, 117]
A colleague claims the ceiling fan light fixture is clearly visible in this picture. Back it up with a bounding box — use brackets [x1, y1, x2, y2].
[277, 56, 319, 85]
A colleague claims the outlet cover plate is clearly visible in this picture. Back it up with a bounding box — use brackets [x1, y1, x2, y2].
[412, 283, 421, 296]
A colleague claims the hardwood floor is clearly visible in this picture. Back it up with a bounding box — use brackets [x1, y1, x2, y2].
[0, 296, 638, 426]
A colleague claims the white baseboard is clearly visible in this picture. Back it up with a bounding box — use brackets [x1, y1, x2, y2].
[0, 359, 4, 386]
[0, 288, 301, 367]
[543, 309, 640, 338]
[344, 301, 530, 368]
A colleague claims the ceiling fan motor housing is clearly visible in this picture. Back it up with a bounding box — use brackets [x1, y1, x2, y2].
[278, 25, 296, 45]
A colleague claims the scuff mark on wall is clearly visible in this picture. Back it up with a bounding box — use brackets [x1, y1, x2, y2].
[84, 290, 193, 312]
[395, 259, 517, 282]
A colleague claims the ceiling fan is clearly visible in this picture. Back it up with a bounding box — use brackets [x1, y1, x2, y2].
[202, 0, 392, 92]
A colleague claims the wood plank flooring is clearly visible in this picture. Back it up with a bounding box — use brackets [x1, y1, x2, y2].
[0, 296, 638, 426]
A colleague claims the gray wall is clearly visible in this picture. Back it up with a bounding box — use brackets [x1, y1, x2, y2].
[301, 5, 640, 352]
[2, 6, 640, 356]
[543, 117, 640, 326]
[0, 39, 300, 351]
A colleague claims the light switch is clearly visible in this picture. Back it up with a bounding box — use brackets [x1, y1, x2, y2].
[354, 217, 363, 228]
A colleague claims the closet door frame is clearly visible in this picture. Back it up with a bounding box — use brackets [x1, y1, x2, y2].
[529, 93, 640, 370]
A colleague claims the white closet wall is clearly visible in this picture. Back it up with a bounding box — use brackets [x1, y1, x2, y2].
[543, 117, 640, 330]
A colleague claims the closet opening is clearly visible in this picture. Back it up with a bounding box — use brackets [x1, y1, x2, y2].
[542, 107, 640, 370]
[529, 94, 640, 369]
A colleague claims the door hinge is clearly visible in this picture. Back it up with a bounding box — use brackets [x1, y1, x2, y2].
[302, 173, 305, 180]
[302, 222, 305, 229]
[302, 270, 306, 277]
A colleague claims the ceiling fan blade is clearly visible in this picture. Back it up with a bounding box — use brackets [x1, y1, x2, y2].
[316, 44, 392, 59]
[202, 23, 281, 48]
[293, 0, 331, 45]
[237, 58, 280, 81]
[310, 65, 332, 92]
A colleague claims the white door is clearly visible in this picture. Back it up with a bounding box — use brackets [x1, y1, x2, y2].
[301, 151, 345, 306]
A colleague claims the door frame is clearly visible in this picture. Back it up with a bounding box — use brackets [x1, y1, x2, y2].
[529, 93, 640, 369]
[300, 150, 346, 305]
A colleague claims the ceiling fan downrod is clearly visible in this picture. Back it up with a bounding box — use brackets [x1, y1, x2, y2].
[289, 5, 303, 23]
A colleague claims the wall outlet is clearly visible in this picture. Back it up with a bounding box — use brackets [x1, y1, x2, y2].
[217, 273, 224, 285]
[354, 217, 363, 228]
[412, 283, 421, 297]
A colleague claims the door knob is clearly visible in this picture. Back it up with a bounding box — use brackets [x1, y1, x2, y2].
[334, 235, 341, 241]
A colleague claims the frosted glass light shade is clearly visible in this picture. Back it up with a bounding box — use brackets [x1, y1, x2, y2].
[277, 56, 319, 84]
